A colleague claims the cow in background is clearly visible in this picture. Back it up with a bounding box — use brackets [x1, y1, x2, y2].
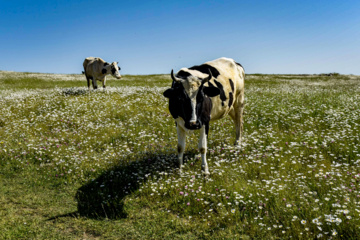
[163, 57, 245, 175]
[82, 57, 122, 90]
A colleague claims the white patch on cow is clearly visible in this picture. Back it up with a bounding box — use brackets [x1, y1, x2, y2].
[190, 100, 197, 123]
[180, 75, 202, 124]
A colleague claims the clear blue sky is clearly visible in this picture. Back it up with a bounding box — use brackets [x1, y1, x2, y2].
[0, 0, 359, 75]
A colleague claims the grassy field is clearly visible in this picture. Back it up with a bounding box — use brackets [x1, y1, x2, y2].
[1, 71, 360, 239]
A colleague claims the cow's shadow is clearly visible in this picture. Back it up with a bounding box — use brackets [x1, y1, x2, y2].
[74, 151, 194, 219]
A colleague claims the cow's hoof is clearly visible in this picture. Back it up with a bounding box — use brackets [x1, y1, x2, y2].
[201, 165, 210, 176]
[202, 170, 210, 177]
[178, 165, 184, 175]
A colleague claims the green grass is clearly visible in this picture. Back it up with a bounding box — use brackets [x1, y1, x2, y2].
[1, 71, 360, 239]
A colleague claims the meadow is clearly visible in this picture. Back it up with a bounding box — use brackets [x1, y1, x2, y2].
[1, 70, 360, 239]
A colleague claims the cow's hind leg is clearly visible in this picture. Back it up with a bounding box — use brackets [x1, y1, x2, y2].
[177, 125, 186, 172]
[198, 125, 210, 175]
[86, 76, 91, 91]
[92, 78, 98, 90]
[229, 92, 245, 145]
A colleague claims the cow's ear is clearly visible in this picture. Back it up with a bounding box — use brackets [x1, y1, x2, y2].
[203, 86, 220, 97]
[104, 62, 109, 66]
[102, 68, 107, 74]
[163, 88, 174, 98]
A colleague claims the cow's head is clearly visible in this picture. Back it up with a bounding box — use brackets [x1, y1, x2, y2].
[102, 62, 122, 79]
[163, 69, 220, 130]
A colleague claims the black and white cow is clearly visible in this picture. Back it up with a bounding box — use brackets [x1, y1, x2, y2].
[82, 57, 122, 90]
[163, 57, 245, 175]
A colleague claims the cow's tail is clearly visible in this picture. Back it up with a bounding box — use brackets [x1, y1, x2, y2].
[235, 62, 245, 79]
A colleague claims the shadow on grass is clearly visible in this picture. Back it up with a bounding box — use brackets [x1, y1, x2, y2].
[60, 87, 88, 96]
[74, 151, 182, 219]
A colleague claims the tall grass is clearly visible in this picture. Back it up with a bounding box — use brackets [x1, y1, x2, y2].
[1, 71, 360, 239]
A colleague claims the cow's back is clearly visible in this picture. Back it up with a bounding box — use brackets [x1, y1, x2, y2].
[83, 57, 106, 71]
[203, 58, 244, 121]
[84, 57, 106, 78]
[83, 57, 96, 71]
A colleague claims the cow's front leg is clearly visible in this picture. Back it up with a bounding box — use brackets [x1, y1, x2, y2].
[102, 76, 106, 89]
[176, 125, 186, 172]
[198, 125, 209, 176]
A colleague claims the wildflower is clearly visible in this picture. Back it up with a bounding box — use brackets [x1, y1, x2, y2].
[332, 229, 338, 236]
[301, 220, 307, 224]
[231, 209, 235, 214]
[335, 218, 342, 225]
[312, 218, 319, 224]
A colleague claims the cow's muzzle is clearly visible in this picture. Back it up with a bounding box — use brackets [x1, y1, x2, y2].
[186, 121, 201, 130]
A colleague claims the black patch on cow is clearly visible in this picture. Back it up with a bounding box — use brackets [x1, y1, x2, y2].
[229, 79, 234, 92]
[104, 62, 109, 66]
[208, 81, 215, 88]
[176, 70, 192, 79]
[203, 86, 220, 97]
[118, 66, 121, 71]
[228, 92, 233, 108]
[163, 88, 174, 98]
[189, 64, 220, 78]
[205, 123, 210, 136]
[213, 80, 226, 106]
[102, 68, 107, 74]
[235, 62, 244, 70]
[111, 67, 116, 74]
